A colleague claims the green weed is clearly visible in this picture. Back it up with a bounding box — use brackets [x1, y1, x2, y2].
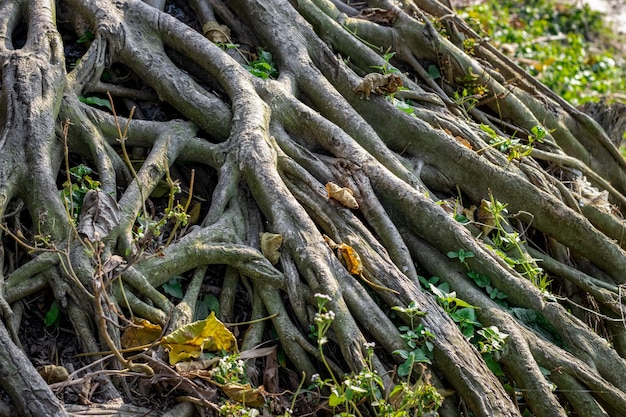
[460, 0, 626, 104]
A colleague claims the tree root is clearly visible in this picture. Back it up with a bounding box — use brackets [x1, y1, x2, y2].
[1, 0, 626, 416]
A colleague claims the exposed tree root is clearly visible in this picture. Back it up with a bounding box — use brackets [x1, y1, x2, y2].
[1, 0, 626, 416]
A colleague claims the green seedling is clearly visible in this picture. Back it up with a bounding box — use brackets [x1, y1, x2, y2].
[245, 49, 278, 79]
[61, 164, 101, 224]
[476, 326, 509, 353]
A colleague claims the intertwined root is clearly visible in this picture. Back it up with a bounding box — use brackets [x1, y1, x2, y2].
[1, 0, 626, 416]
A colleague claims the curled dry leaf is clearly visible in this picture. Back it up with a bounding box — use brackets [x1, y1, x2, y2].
[336, 243, 364, 275]
[455, 136, 473, 149]
[175, 358, 220, 373]
[102, 255, 125, 274]
[260, 232, 283, 264]
[326, 182, 359, 209]
[77, 190, 121, 242]
[202, 21, 231, 43]
[38, 364, 69, 384]
[323, 234, 338, 249]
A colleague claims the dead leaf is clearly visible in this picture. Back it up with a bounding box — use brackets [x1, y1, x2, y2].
[202, 21, 231, 43]
[476, 199, 496, 235]
[161, 312, 238, 365]
[326, 182, 359, 209]
[221, 382, 266, 407]
[356, 8, 399, 26]
[239, 346, 277, 361]
[121, 318, 163, 349]
[323, 234, 338, 249]
[262, 346, 280, 394]
[38, 365, 69, 384]
[77, 190, 121, 242]
[175, 358, 220, 373]
[260, 232, 283, 264]
[336, 243, 363, 275]
[464, 205, 477, 222]
[102, 255, 124, 274]
[455, 136, 473, 149]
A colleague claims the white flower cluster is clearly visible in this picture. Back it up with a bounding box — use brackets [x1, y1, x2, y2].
[314, 293, 332, 302]
[314, 310, 336, 323]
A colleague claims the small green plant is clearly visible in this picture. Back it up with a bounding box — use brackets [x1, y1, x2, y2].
[132, 164, 191, 248]
[211, 353, 248, 385]
[79, 95, 113, 110]
[219, 401, 260, 417]
[427, 64, 442, 80]
[162, 277, 184, 299]
[446, 248, 475, 265]
[447, 246, 509, 305]
[391, 301, 434, 377]
[478, 123, 546, 161]
[463, 37, 477, 55]
[482, 193, 552, 294]
[309, 295, 443, 416]
[195, 293, 220, 321]
[245, 48, 278, 79]
[476, 326, 509, 353]
[389, 97, 415, 116]
[467, 270, 509, 303]
[428, 281, 481, 339]
[453, 88, 480, 115]
[76, 31, 94, 43]
[311, 294, 384, 415]
[61, 164, 101, 224]
[371, 50, 398, 75]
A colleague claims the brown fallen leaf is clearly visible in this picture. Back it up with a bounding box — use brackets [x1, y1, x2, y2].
[355, 8, 399, 26]
[77, 190, 121, 242]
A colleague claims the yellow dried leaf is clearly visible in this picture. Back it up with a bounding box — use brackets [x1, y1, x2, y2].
[221, 382, 266, 407]
[260, 232, 283, 264]
[161, 312, 238, 365]
[326, 182, 359, 209]
[121, 318, 163, 349]
[336, 243, 363, 275]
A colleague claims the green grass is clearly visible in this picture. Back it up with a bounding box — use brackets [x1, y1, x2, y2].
[459, 0, 626, 105]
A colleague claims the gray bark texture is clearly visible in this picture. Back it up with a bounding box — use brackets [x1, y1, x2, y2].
[0, 0, 626, 416]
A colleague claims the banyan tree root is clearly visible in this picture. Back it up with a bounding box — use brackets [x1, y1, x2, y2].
[0, 0, 626, 416]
